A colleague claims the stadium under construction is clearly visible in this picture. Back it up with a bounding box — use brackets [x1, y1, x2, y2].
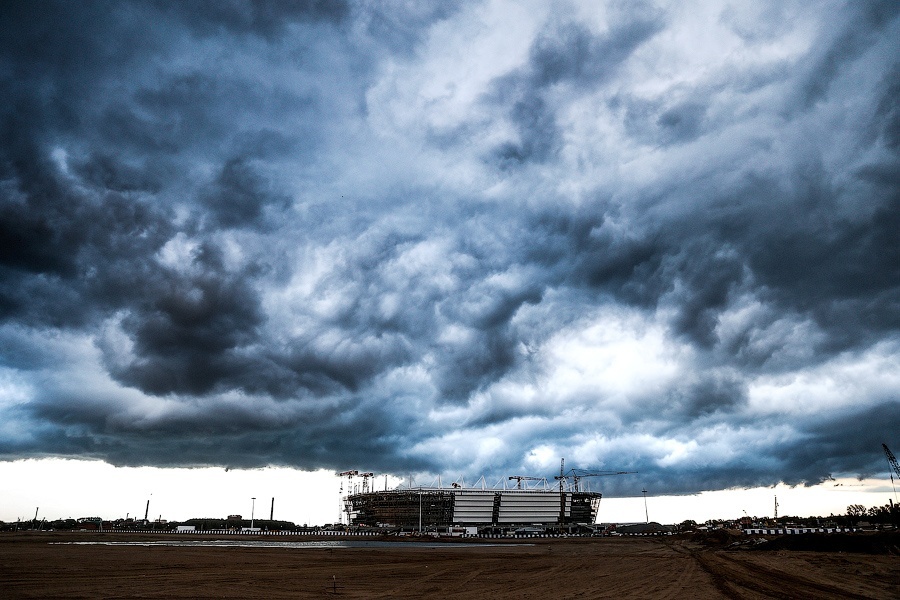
[338, 465, 633, 533]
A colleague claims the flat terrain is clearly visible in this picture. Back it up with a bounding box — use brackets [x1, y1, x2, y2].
[0, 532, 897, 599]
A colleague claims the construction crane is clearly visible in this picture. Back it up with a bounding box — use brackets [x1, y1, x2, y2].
[336, 470, 360, 524]
[883, 444, 900, 480]
[554, 466, 637, 491]
[336, 470, 376, 525]
[883, 444, 900, 502]
[338, 470, 376, 494]
[338, 470, 359, 493]
[508, 476, 547, 489]
[548, 459, 636, 532]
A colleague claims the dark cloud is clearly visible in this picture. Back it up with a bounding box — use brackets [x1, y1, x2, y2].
[0, 147, 174, 327]
[530, 15, 663, 88]
[360, 2, 463, 56]
[488, 13, 663, 166]
[872, 65, 900, 149]
[494, 95, 560, 166]
[73, 153, 164, 194]
[201, 157, 290, 229]
[793, 0, 899, 110]
[0, 1, 898, 496]
[655, 101, 707, 145]
[152, 0, 350, 40]
[666, 373, 747, 418]
[110, 249, 265, 396]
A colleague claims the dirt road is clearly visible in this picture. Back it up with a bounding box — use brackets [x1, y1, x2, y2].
[0, 533, 896, 599]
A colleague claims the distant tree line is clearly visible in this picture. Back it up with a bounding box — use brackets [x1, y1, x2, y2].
[844, 502, 898, 526]
[1, 502, 896, 532]
[181, 518, 300, 531]
[670, 501, 899, 532]
[0, 517, 302, 532]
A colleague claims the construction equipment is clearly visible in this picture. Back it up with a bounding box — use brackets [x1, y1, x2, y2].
[883, 444, 900, 480]
[883, 443, 900, 502]
[555, 468, 637, 492]
[337, 470, 359, 524]
[338, 470, 360, 493]
[508, 476, 547, 489]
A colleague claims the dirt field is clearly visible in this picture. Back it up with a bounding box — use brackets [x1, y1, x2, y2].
[1, 532, 897, 599]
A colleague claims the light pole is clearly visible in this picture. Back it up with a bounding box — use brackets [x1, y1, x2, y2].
[251, 497, 256, 530]
[642, 489, 649, 524]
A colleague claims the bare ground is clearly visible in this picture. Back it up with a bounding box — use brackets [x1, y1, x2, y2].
[0, 532, 896, 599]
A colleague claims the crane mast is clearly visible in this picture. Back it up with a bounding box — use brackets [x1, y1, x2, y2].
[337, 470, 361, 525]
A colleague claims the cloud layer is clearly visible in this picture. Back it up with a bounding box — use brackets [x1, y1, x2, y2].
[1, 0, 897, 495]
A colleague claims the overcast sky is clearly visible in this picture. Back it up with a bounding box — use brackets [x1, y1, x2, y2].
[1, 0, 898, 508]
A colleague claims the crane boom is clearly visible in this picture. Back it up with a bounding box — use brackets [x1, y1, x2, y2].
[883, 444, 900, 480]
[553, 466, 637, 492]
[508, 476, 547, 489]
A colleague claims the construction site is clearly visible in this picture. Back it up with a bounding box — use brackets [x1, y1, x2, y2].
[337, 462, 633, 533]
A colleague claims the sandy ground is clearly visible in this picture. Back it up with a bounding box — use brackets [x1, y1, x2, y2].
[0, 532, 897, 599]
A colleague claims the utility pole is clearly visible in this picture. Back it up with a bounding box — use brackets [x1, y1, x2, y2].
[251, 497, 256, 529]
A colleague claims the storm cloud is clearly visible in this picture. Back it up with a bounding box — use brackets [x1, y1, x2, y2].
[0, 0, 897, 495]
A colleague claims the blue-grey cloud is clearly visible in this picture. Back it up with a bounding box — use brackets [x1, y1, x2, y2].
[0, 1, 897, 495]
